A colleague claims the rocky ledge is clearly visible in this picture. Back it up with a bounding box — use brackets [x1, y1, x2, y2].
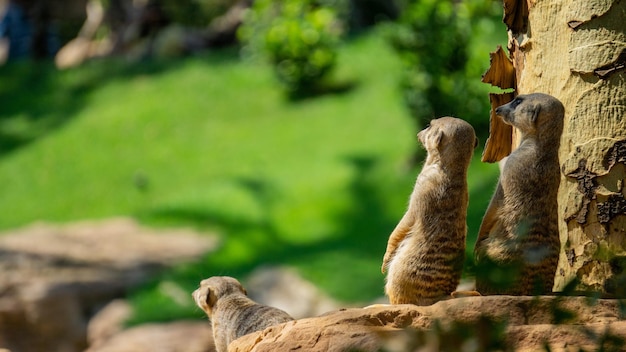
[230, 295, 626, 352]
[0, 218, 217, 352]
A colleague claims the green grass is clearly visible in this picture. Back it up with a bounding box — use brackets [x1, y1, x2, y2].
[0, 31, 498, 323]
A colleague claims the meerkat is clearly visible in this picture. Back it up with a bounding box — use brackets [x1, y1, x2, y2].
[474, 93, 564, 296]
[381, 117, 478, 305]
[193, 276, 294, 352]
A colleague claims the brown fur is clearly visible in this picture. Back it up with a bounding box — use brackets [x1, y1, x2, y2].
[193, 276, 294, 352]
[474, 93, 564, 295]
[382, 117, 477, 305]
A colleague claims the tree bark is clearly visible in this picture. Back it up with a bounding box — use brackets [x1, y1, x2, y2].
[483, 0, 626, 294]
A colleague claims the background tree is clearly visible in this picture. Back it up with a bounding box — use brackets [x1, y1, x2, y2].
[390, 0, 505, 162]
[483, 0, 626, 295]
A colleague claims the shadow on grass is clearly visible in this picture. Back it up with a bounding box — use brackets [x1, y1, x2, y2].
[0, 49, 240, 156]
[286, 79, 358, 101]
[130, 154, 398, 323]
[0, 62, 81, 154]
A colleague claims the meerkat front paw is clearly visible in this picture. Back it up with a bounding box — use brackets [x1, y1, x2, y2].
[451, 290, 481, 298]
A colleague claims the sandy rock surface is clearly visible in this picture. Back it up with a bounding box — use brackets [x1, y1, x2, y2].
[230, 296, 626, 352]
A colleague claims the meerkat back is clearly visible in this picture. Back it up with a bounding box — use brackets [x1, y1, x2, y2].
[382, 117, 477, 305]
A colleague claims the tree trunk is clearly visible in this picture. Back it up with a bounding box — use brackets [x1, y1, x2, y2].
[483, 0, 626, 294]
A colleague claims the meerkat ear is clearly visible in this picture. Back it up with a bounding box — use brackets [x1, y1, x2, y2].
[474, 137, 479, 149]
[434, 129, 444, 147]
[206, 287, 218, 308]
[531, 104, 542, 123]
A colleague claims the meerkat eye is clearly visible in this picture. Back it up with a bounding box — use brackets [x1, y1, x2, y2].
[510, 97, 523, 108]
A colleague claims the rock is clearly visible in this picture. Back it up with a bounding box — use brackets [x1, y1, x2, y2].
[87, 300, 133, 348]
[0, 218, 217, 352]
[84, 321, 214, 352]
[245, 266, 345, 319]
[0, 281, 87, 352]
[229, 296, 626, 352]
[229, 304, 421, 352]
[86, 299, 216, 352]
[507, 322, 626, 352]
[0, 217, 216, 272]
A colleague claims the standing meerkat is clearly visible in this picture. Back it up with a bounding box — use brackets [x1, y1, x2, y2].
[193, 276, 294, 352]
[382, 117, 477, 305]
[474, 93, 564, 295]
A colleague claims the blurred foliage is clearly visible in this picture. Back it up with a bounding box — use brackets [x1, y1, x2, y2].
[392, 316, 511, 352]
[388, 0, 506, 145]
[379, 307, 626, 351]
[238, 0, 342, 94]
[323, 0, 399, 32]
[159, 0, 238, 27]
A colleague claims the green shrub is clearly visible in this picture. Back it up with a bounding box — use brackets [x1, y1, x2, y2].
[389, 0, 505, 144]
[239, 0, 342, 93]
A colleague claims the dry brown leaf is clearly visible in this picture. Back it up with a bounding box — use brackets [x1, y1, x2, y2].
[503, 0, 529, 34]
[482, 45, 516, 89]
[481, 93, 515, 163]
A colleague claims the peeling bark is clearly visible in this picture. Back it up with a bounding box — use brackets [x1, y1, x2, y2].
[482, 46, 517, 90]
[566, 0, 617, 29]
[597, 194, 626, 224]
[594, 50, 626, 79]
[481, 93, 515, 163]
[481, 46, 517, 162]
[502, 0, 530, 34]
[564, 159, 598, 224]
[604, 139, 626, 169]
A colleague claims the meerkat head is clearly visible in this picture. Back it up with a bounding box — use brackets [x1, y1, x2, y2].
[418, 116, 478, 165]
[193, 276, 247, 316]
[495, 93, 564, 139]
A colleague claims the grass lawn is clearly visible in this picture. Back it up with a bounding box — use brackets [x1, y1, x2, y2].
[0, 30, 498, 323]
